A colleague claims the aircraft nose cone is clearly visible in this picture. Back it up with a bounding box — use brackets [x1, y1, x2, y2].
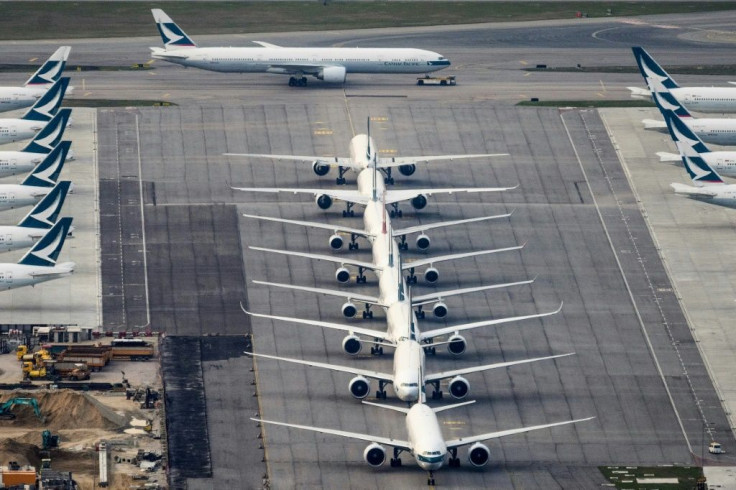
[398, 386, 419, 402]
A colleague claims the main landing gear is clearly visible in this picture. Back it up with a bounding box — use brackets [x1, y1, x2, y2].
[448, 448, 460, 467]
[336, 166, 349, 185]
[390, 448, 403, 467]
[375, 379, 388, 398]
[288, 76, 308, 87]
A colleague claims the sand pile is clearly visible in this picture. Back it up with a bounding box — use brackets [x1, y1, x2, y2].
[0, 391, 126, 430]
[0, 439, 40, 467]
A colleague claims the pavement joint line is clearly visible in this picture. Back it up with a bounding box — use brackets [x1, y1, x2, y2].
[343, 87, 356, 137]
[560, 108, 694, 455]
[93, 109, 102, 330]
[114, 119, 127, 327]
[250, 334, 272, 485]
[135, 113, 151, 329]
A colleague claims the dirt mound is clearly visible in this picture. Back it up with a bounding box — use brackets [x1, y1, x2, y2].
[0, 390, 126, 430]
[0, 439, 40, 467]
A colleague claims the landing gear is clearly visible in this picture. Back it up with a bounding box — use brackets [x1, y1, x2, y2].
[362, 304, 373, 319]
[448, 448, 460, 467]
[390, 448, 403, 467]
[423, 338, 436, 356]
[375, 379, 388, 398]
[348, 234, 360, 250]
[406, 268, 417, 284]
[383, 168, 395, 185]
[342, 202, 355, 218]
[370, 344, 384, 356]
[398, 235, 408, 251]
[427, 471, 435, 486]
[430, 380, 442, 399]
[288, 76, 308, 87]
[389, 202, 403, 218]
[415, 306, 425, 319]
[336, 166, 348, 185]
[356, 266, 367, 284]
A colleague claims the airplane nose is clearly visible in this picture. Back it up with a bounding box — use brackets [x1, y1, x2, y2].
[398, 386, 419, 402]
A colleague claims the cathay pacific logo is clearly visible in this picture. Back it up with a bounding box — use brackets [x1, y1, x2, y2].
[30, 231, 63, 265]
[158, 22, 195, 47]
[27, 62, 64, 86]
[683, 156, 721, 184]
[30, 191, 63, 227]
[29, 153, 63, 186]
[654, 91, 681, 112]
[33, 122, 64, 151]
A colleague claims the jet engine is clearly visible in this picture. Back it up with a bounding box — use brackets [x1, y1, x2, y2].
[341, 301, 358, 318]
[329, 234, 344, 250]
[399, 164, 416, 176]
[316, 194, 333, 209]
[363, 443, 386, 467]
[312, 161, 330, 176]
[432, 301, 448, 318]
[335, 267, 351, 283]
[415, 234, 430, 250]
[467, 442, 490, 467]
[317, 66, 347, 83]
[411, 194, 428, 210]
[424, 267, 439, 283]
[448, 376, 470, 399]
[447, 334, 467, 356]
[348, 375, 371, 399]
[342, 334, 362, 355]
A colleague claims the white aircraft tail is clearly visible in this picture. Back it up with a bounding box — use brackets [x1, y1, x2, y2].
[151, 9, 197, 50]
[24, 46, 70, 87]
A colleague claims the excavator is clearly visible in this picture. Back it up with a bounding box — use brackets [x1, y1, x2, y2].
[0, 398, 44, 422]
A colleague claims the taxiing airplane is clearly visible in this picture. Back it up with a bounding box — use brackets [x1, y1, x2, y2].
[254, 393, 592, 485]
[0, 47, 71, 113]
[151, 9, 451, 86]
[0, 217, 75, 291]
[0, 78, 70, 145]
[0, 180, 72, 253]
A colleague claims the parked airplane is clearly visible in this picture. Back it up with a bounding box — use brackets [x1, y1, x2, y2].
[151, 9, 451, 86]
[0, 181, 72, 253]
[0, 217, 74, 291]
[629, 46, 736, 113]
[0, 46, 71, 113]
[253, 395, 592, 485]
[0, 109, 73, 177]
[0, 78, 70, 145]
[0, 140, 71, 211]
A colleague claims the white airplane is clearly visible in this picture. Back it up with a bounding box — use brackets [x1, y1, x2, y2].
[0, 180, 72, 253]
[225, 128, 507, 185]
[629, 46, 736, 113]
[0, 77, 70, 145]
[0, 46, 71, 113]
[151, 9, 451, 87]
[0, 109, 74, 177]
[0, 140, 71, 211]
[253, 394, 592, 485]
[0, 217, 74, 291]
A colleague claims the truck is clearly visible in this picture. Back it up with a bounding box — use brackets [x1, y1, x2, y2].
[111, 339, 155, 361]
[416, 75, 456, 86]
[22, 361, 90, 381]
[57, 345, 112, 370]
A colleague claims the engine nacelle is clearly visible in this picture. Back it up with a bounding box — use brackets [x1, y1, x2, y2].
[363, 442, 386, 467]
[341, 302, 358, 318]
[411, 194, 428, 210]
[329, 234, 344, 250]
[317, 66, 347, 83]
[415, 234, 430, 250]
[468, 442, 490, 467]
[342, 334, 362, 355]
[316, 194, 333, 210]
[312, 161, 330, 176]
[424, 267, 439, 284]
[348, 375, 371, 399]
[432, 301, 448, 318]
[447, 334, 467, 356]
[399, 164, 416, 176]
[448, 376, 470, 399]
[336, 267, 351, 283]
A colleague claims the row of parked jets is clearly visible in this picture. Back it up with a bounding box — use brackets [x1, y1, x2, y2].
[632, 47, 736, 208]
[0, 48, 77, 291]
[228, 122, 593, 484]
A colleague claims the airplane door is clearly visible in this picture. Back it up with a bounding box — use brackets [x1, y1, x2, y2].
[9, 159, 16, 170]
[10, 126, 16, 137]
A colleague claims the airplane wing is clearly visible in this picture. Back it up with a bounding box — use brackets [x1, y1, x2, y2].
[242, 214, 371, 239]
[253, 417, 411, 450]
[401, 244, 524, 271]
[384, 186, 517, 205]
[444, 416, 594, 450]
[377, 153, 508, 168]
[253, 280, 383, 307]
[266, 64, 325, 75]
[149, 48, 189, 60]
[252, 41, 283, 48]
[423, 353, 574, 384]
[419, 303, 563, 342]
[242, 306, 391, 341]
[247, 352, 394, 382]
[250, 246, 380, 272]
[670, 183, 719, 198]
[231, 186, 370, 205]
[392, 211, 513, 237]
[224, 153, 360, 170]
[411, 278, 535, 306]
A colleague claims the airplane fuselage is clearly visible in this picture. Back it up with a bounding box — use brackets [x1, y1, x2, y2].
[672, 183, 736, 208]
[0, 86, 46, 113]
[406, 404, 448, 471]
[391, 340, 424, 402]
[349, 135, 377, 169]
[0, 261, 74, 290]
[0, 184, 51, 210]
[0, 118, 45, 145]
[0, 150, 44, 178]
[674, 87, 736, 114]
[685, 117, 736, 146]
[0, 225, 49, 252]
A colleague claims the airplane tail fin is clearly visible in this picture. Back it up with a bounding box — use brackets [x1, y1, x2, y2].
[17, 181, 71, 229]
[24, 46, 70, 87]
[21, 77, 69, 122]
[21, 140, 71, 187]
[664, 109, 710, 155]
[650, 86, 692, 119]
[632, 46, 679, 91]
[18, 217, 73, 267]
[681, 154, 725, 187]
[20, 108, 72, 154]
[151, 9, 197, 49]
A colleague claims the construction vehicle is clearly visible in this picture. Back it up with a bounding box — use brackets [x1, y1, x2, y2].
[23, 360, 90, 381]
[111, 339, 155, 360]
[0, 397, 44, 421]
[416, 75, 456, 86]
[42, 430, 60, 450]
[58, 345, 112, 370]
[16, 345, 27, 360]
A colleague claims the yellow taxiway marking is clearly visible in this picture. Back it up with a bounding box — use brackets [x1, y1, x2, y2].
[83, 92, 92, 97]
[597, 92, 606, 98]
[162, 93, 170, 98]
[599, 79, 607, 93]
[370, 116, 388, 122]
[380, 149, 397, 155]
[519, 60, 528, 65]
[524, 72, 532, 77]
[314, 129, 333, 135]
[28, 57, 38, 63]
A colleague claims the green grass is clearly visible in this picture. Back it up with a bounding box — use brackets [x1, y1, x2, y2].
[2, 2, 736, 40]
[62, 99, 176, 108]
[526, 65, 736, 76]
[599, 466, 704, 489]
[517, 99, 655, 108]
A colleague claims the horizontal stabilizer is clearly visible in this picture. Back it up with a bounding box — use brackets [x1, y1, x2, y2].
[656, 151, 681, 163]
[627, 86, 651, 99]
[642, 119, 667, 130]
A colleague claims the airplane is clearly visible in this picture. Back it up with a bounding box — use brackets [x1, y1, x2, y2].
[253, 391, 592, 485]
[0, 216, 75, 291]
[151, 9, 451, 87]
[0, 46, 71, 113]
[0, 180, 72, 253]
[629, 46, 736, 113]
[0, 140, 72, 211]
[0, 77, 70, 145]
